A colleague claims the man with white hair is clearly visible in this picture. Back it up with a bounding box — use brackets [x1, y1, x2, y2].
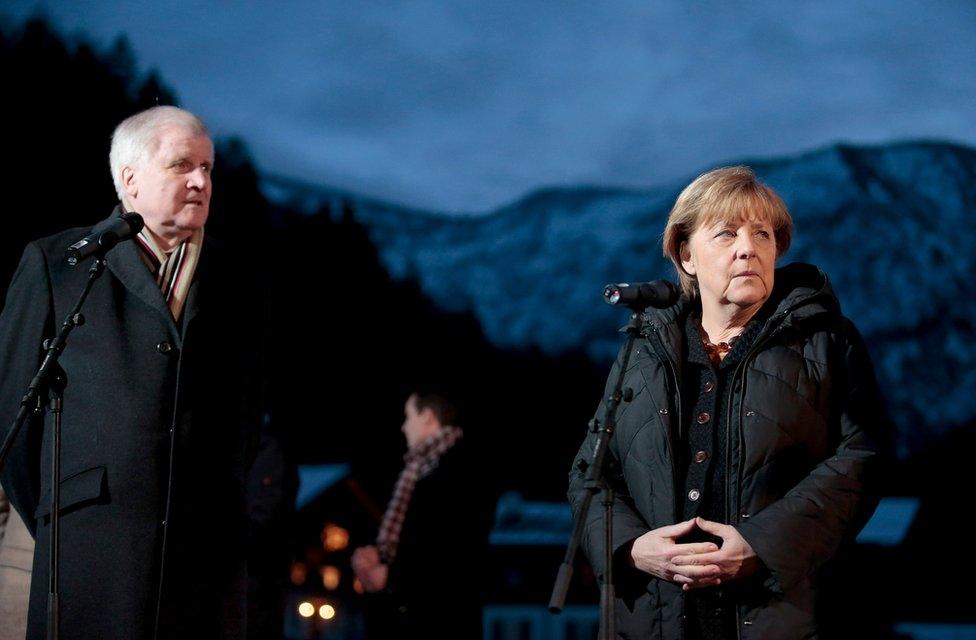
[0, 106, 257, 639]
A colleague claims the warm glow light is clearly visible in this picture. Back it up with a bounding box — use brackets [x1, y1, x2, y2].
[321, 566, 341, 590]
[319, 604, 336, 620]
[321, 524, 350, 552]
[290, 562, 307, 586]
[352, 578, 364, 594]
[298, 602, 315, 618]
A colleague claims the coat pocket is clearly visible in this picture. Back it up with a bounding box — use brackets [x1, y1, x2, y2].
[34, 466, 107, 520]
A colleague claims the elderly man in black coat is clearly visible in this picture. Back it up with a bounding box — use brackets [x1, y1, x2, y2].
[0, 106, 258, 639]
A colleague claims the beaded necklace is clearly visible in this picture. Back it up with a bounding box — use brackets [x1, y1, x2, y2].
[697, 322, 742, 364]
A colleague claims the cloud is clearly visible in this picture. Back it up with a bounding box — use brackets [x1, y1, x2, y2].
[5, 0, 975, 211]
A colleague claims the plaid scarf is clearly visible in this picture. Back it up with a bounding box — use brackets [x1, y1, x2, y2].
[134, 227, 203, 321]
[376, 425, 463, 564]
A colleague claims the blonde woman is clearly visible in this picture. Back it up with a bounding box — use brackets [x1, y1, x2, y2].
[569, 166, 882, 639]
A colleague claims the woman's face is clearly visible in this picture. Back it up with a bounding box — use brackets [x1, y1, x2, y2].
[681, 216, 777, 312]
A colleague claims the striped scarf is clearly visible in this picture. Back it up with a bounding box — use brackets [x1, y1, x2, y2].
[134, 228, 203, 321]
[376, 425, 463, 564]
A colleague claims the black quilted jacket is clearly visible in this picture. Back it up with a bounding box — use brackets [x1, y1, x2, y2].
[568, 263, 883, 640]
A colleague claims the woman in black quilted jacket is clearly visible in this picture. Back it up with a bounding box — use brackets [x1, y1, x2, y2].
[569, 166, 883, 640]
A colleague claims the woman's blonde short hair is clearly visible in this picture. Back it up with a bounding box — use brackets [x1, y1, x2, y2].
[662, 165, 793, 297]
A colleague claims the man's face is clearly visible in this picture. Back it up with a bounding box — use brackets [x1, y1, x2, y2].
[123, 124, 213, 246]
[401, 395, 436, 448]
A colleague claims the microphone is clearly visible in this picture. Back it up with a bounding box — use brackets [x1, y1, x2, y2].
[66, 212, 145, 266]
[603, 280, 679, 309]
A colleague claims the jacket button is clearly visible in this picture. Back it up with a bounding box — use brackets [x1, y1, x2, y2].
[157, 341, 173, 354]
[745, 410, 756, 417]
[740, 512, 750, 519]
[687, 489, 700, 501]
[659, 408, 668, 415]
[696, 412, 710, 424]
[703, 381, 715, 393]
[694, 451, 708, 463]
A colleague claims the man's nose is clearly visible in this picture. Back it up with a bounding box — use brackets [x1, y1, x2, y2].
[187, 167, 209, 189]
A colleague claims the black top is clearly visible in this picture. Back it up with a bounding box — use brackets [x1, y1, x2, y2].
[678, 309, 767, 640]
[364, 439, 494, 639]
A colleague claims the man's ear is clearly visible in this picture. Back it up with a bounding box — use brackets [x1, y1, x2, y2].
[680, 241, 696, 276]
[122, 166, 138, 200]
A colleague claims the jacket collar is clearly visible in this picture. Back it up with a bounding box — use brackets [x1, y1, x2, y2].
[102, 204, 206, 339]
[765, 262, 839, 325]
[644, 262, 840, 354]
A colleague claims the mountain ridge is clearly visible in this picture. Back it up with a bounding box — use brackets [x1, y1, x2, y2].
[262, 139, 976, 453]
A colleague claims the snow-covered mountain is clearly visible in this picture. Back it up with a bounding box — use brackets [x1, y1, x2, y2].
[263, 140, 976, 453]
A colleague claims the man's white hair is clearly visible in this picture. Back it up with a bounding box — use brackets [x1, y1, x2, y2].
[109, 106, 212, 200]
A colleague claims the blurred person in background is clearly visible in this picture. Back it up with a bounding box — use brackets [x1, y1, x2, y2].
[0, 486, 32, 640]
[352, 391, 493, 639]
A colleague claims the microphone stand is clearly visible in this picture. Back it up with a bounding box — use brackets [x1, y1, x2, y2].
[46, 362, 66, 640]
[550, 306, 647, 640]
[0, 255, 109, 640]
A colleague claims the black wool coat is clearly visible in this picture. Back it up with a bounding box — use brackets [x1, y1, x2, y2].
[568, 263, 883, 640]
[0, 214, 259, 640]
[365, 440, 494, 640]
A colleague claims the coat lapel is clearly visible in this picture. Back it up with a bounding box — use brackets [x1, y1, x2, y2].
[182, 258, 207, 333]
[180, 246, 205, 332]
[104, 233, 179, 336]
